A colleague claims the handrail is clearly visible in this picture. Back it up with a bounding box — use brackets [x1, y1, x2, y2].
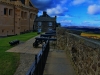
[26, 40, 49, 75]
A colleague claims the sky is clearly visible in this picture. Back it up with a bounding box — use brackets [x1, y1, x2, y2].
[30, 0, 100, 27]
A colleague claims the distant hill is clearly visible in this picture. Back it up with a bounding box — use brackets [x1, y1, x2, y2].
[63, 26, 100, 34]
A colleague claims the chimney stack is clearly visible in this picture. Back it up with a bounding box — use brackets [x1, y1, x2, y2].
[43, 11, 47, 17]
[25, 0, 29, 6]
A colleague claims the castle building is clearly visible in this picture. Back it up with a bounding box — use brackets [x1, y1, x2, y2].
[34, 11, 58, 32]
[0, 0, 38, 36]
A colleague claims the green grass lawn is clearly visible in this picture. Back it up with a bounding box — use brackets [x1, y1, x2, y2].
[0, 32, 38, 75]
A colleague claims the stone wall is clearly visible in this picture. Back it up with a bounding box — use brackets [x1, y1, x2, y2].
[56, 27, 100, 75]
[0, 0, 38, 36]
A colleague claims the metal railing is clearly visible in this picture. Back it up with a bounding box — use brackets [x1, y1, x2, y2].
[26, 40, 50, 75]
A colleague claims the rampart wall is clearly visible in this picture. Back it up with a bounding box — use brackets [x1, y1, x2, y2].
[57, 27, 100, 75]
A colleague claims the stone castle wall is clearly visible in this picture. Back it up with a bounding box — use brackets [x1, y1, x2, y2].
[56, 27, 100, 75]
[0, 0, 38, 36]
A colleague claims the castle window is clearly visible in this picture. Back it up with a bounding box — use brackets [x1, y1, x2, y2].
[38, 22, 42, 26]
[30, 13, 33, 19]
[30, 13, 35, 20]
[18, 27, 20, 29]
[24, 12, 27, 19]
[48, 22, 52, 26]
[9, 9, 13, 16]
[21, 11, 27, 19]
[4, 8, 8, 16]
[38, 28, 41, 33]
[2, 30, 4, 32]
[21, 11, 24, 19]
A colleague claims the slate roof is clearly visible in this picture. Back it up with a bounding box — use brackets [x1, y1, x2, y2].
[35, 11, 56, 22]
[35, 17, 56, 21]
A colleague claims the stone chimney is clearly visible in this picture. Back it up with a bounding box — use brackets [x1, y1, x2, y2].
[55, 16, 57, 18]
[43, 11, 47, 17]
[25, 0, 29, 6]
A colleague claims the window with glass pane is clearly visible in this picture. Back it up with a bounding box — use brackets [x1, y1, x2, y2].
[48, 27, 52, 31]
[24, 12, 27, 19]
[4, 8, 8, 16]
[9, 9, 13, 16]
[49, 22, 52, 26]
[21, 11, 24, 19]
[38, 28, 41, 33]
[38, 22, 42, 26]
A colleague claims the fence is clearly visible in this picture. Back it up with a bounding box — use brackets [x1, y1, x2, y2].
[26, 40, 50, 75]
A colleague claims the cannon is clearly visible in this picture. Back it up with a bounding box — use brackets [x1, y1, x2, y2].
[40, 34, 56, 38]
[45, 30, 56, 34]
[33, 37, 56, 48]
[9, 40, 19, 46]
[45, 32, 56, 34]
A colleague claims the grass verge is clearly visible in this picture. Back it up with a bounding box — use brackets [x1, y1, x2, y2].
[0, 32, 38, 75]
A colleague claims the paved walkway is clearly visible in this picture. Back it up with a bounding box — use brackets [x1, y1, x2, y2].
[43, 49, 76, 75]
[6, 35, 41, 54]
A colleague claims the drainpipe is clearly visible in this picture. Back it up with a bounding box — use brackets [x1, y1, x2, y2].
[29, 11, 30, 32]
[14, 6, 15, 35]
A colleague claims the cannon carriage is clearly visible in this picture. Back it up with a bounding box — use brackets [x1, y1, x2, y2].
[33, 37, 56, 48]
[33, 30, 56, 48]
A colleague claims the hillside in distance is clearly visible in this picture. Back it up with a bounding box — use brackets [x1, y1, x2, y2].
[63, 26, 100, 34]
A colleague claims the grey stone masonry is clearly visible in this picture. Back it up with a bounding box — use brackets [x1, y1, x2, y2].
[56, 27, 100, 75]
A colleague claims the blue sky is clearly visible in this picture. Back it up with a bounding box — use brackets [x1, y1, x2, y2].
[30, 0, 100, 27]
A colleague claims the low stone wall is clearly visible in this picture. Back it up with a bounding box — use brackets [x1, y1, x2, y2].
[56, 27, 100, 75]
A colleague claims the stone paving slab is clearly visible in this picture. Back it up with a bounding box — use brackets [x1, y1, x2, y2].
[43, 50, 76, 75]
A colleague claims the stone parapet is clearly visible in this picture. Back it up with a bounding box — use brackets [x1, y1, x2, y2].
[56, 27, 100, 75]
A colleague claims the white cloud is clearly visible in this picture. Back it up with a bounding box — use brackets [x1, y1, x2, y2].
[37, 0, 51, 2]
[81, 20, 100, 27]
[31, 0, 68, 16]
[65, 15, 73, 18]
[84, 20, 100, 24]
[72, 0, 86, 5]
[46, 0, 68, 16]
[59, 20, 72, 26]
[61, 0, 68, 4]
[88, 4, 100, 15]
[46, 4, 68, 16]
[57, 14, 73, 18]
[60, 20, 72, 23]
